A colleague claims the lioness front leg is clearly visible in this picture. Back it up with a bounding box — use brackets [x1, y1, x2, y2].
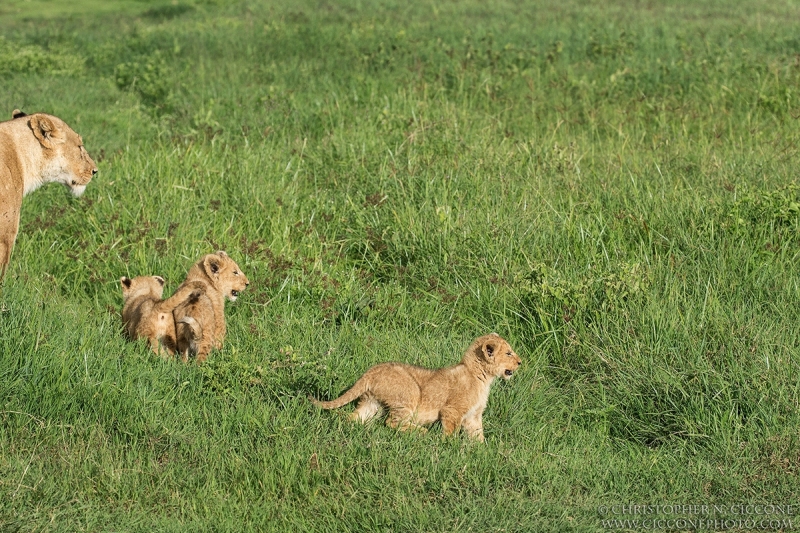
[0, 203, 20, 282]
[212, 308, 226, 349]
[0, 238, 12, 281]
[156, 281, 205, 312]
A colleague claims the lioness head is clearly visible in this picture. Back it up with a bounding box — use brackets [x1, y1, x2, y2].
[470, 333, 521, 380]
[120, 275, 166, 302]
[201, 251, 249, 301]
[22, 111, 98, 197]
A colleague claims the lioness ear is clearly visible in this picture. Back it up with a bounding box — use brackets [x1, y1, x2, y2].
[154, 276, 165, 286]
[29, 115, 62, 149]
[12, 109, 27, 119]
[120, 277, 132, 289]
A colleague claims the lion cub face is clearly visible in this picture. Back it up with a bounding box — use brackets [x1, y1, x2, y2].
[201, 251, 249, 301]
[27, 113, 98, 197]
[477, 333, 522, 380]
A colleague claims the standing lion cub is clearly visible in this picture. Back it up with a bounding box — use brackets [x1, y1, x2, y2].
[0, 110, 97, 280]
[312, 333, 521, 442]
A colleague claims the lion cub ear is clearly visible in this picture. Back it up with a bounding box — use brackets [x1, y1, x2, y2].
[154, 276, 165, 286]
[120, 277, 132, 289]
[216, 250, 228, 257]
[482, 340, 496, 359]
[203, 255, 221, 277]
[29, 115, 63, 149]
[12, 109, 27, 119]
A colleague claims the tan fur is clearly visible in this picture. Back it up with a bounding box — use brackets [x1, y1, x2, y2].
[0, 110, 97, 280]
[119, 275, 205, 357]
[171, 251, 249, 360]
[173, 288, 216, 362]
[312, 333, 522, 442]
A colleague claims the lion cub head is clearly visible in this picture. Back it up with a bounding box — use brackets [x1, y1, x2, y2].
[200, 251, 249, 301]
[17, 110, 98, 197]
[466, 333, 521, 380]
[120, 275, 165, 302]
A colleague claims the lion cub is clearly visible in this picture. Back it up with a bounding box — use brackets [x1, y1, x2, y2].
[312, 333, 521, 442]
[171, 251, 248, 361]
[119, 275, 203, 356]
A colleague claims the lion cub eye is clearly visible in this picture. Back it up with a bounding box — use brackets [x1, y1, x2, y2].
[234, 271, 239, 275]
[506, 352, 513, 357]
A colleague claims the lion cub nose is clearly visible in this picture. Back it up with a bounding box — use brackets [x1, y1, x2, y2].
[91, 168, 98, 176]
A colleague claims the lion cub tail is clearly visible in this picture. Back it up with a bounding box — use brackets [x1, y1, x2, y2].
[310, 376, 369, 410]
[176, 306, 203, 353]
[177, 315, 202, 340]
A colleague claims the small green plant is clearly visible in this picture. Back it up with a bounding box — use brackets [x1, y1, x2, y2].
[586, 30, 634, 59]
[520, 261, 649, 330]
[114, 50, 172, 109]
[0, 36, 85, 75]
[726, 183, 800, 227]
[197, 345, 329, 399]
[197, 350, 269, 397]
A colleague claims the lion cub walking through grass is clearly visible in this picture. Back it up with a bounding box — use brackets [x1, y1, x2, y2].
[119, 275, 204, 356]
[312, 333, 521, 442]
[172, 251, 249, 362]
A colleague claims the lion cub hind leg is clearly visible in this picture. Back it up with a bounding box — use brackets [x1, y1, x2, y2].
[386, 407, 428, 433]
[313, 363, 425, 433]
[349, 393, 383, 423]
[144, 311, 177, 358]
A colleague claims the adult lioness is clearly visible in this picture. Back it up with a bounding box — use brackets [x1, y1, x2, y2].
[312, 333, 522, 442]
[0, 110, 97, 280]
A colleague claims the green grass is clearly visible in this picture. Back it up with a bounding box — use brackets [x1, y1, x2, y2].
[2, 0, 800, 530]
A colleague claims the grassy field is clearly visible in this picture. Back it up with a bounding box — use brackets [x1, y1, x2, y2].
[2, 0, 800, 531]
